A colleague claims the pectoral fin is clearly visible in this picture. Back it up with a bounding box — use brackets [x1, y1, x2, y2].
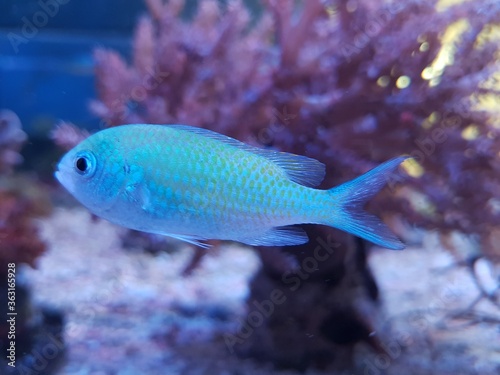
[124, 182, 154, 213]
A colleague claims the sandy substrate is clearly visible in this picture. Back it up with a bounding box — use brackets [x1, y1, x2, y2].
[22, 207, 500, 375]
[368, 234, 500, 375]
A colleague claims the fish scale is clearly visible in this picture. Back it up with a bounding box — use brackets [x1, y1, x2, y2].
[55, 124, 408, 249]
[143, 127, 310, 235]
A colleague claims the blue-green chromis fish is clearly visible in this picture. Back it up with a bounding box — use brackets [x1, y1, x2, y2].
[55, 124, 407, 249]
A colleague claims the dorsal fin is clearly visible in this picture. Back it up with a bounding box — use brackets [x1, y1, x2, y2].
[167, 124, 325, 187]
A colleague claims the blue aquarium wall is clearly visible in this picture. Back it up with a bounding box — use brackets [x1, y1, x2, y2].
[0, 0, 153, 136]
[0, 0, 263, 136]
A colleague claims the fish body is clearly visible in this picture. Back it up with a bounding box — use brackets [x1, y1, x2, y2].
[55, 124, 407, 249]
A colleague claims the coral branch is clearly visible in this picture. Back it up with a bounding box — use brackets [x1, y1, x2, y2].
[0, 109, 26, 173]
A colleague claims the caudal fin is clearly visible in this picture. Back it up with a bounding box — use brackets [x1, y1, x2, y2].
[326, 157, 408, 250]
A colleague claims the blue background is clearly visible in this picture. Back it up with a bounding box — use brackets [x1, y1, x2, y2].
[0, 0, 259, 137]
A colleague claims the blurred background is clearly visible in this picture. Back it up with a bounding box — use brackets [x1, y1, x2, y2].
[1, 0, 500, 374]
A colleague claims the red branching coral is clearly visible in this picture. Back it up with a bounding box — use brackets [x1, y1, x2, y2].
[0, 190, 46, 270]
[0, 111, 61, 373]
[0, 110, 46, 270]
[86, 0, 500, 370]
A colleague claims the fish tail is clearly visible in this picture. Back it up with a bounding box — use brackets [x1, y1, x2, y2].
[324, 157, 408, 250]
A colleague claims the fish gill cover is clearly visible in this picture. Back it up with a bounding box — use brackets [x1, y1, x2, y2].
[51, 0, 500, 371]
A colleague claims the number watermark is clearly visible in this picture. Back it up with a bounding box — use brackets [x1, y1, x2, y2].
[6, 263, 16, 368]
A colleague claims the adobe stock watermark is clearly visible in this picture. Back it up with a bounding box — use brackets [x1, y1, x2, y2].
[385, 109, 464, 191]
[244, 105, 296, 147]
[340, 3, 404, 62]
[98, 67, 170, 127]
[11, 331, 65, 374]
[224, 235, 340, 353]
[361, 283, 462, 374]
[361, 331, 413, 375]
[64, 273, 124, 339]
[7, 0, 71, 53]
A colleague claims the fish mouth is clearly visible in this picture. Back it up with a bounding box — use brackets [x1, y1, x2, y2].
[54, 164, 74, 192]
[53, 160, 64, 183]
[54, 169, 61, 183]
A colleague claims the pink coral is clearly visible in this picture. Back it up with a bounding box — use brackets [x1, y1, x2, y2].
[0, 109, 27, 173]
[0, 190, 46, 270]
[0, 110, 47, 270]
[51, 121, 90, 151]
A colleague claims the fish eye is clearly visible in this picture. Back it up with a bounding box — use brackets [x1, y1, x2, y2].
[76, 157, 87, 172]
[74, 151, 97, 177]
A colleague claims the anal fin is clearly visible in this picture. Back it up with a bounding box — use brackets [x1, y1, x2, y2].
[163, 233, 211, 249]
[239, 226, 309, 247]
